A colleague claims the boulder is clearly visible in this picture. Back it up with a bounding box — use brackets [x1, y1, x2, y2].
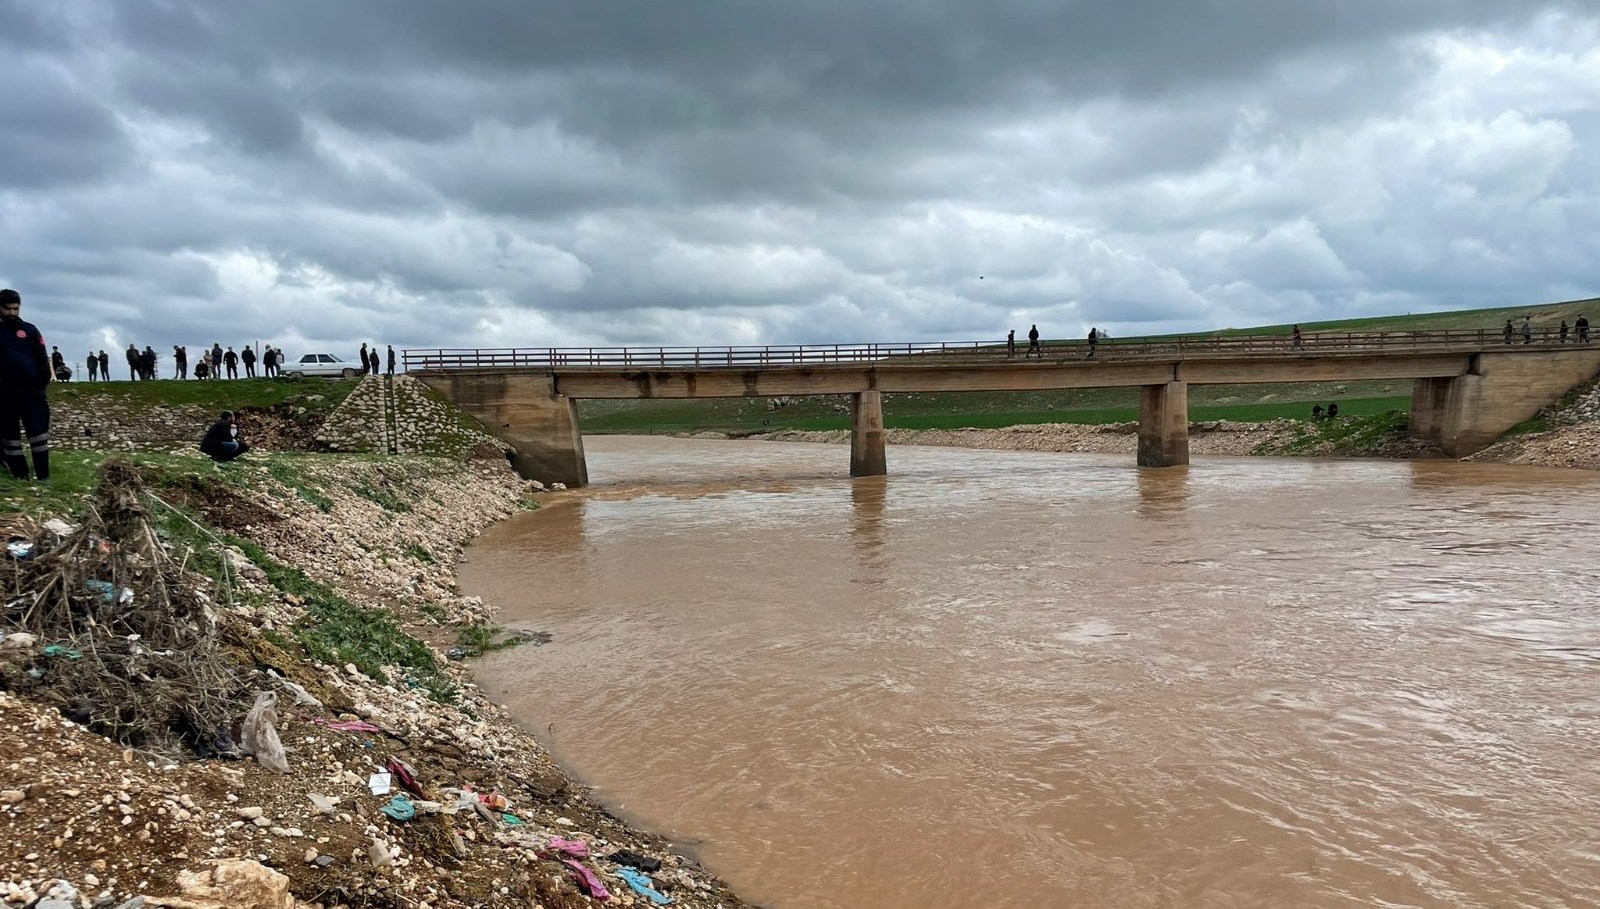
[150, 859, 295, 909]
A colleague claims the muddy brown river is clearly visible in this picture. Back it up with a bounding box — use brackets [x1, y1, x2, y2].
[462, 435, 1600, 909]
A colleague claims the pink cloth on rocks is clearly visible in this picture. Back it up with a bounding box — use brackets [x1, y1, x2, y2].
[549, 836, 590, 857]
[563, 859, 610, 900]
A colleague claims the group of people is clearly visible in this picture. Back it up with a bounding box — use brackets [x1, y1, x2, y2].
[73, 343, 294, 381]
[1006, 325, 1104, 359]
[1310, 402, 1341, 420]
[357, 343, 398, 376]
[66, 341, 398, 381]
[1504, 316, 1590, 345]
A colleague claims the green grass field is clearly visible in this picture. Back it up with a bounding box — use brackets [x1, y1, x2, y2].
[50, 375, 360, 416]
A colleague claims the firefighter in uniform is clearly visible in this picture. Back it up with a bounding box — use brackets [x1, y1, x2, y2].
[0, 289, 52, 480]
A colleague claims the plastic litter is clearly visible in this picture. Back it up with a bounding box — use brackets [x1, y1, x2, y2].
[386, 756, 427, 798]
[561, 859, 611, 901]
[313, 855, 335, 868]
[616, 867, 673, 905]
[42, 518, 76, 537]
[41, 644, 83, 660]
[239, 691, 290, 773]
[310, 717, 383, 734]
[501, 812, 524, 826]
[368, 772, 392, 796]
[0, 632, 37, 650]
[549, 836, 591, 858]
[276, 677, 323, 708]
[478, 790, 510, 811]
[368, 837, 392, 868]
[610, 849, 663, 873]
[84, 579, 134, 605]
[6, 540, 34, 560]
[308, 793, 338, 815]
[380, 793, 416, 822]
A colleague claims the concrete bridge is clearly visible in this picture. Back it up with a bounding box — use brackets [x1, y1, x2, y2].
[406, 330, 1600, 486]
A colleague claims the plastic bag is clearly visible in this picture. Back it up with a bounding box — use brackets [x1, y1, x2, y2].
[239, 691, 290, 773]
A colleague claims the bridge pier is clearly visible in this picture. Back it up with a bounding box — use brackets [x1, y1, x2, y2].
[1408, 351, 1600, 455]
[1138, 381, 1190, 467]
[850, 390, 887, 477]
[414, 372, 589, 486]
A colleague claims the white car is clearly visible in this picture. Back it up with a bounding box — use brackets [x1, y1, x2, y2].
[284, 353, 363, 378]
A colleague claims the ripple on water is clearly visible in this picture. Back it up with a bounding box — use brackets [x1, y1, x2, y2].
[464, 438, 1600, 909]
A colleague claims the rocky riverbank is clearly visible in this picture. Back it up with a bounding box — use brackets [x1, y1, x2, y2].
[0, 451, 752, 909]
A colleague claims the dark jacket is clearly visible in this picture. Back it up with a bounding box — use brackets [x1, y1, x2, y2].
[241, 348, 256, 365]
[224, 350, 238, 367]
[0, 318, 52, 387]
[199, 413, 235, 457]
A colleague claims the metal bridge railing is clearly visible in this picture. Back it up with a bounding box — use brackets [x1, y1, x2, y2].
[403, 327, 1584, 371]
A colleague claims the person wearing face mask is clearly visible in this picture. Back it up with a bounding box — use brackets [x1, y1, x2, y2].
[199, 410, 250, 462]
[0, 289, 52, 480]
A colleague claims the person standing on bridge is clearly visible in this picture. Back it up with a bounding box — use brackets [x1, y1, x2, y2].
[1291, 325, 1304, 349]
[1522, 316, 1533, 344]
[1560, 321, 1569, 343]
[1503, 320, 1514, 344]
[1006, 330, 1016, 358]
[386, 344, 396, 375]
[1577, 316, 1590, 344]
[1027, 324, 1041, 359]
[1087, 327, 1099, 358]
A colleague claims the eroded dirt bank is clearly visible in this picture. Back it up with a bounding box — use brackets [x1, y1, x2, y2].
[0, 453, 751, 909]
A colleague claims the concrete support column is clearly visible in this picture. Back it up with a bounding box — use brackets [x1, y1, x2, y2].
[850, 390, 887, 477]
[1408, 377, 1453, 448]
[416, 372, 589, 486]
[1137, 381, 1189, 467]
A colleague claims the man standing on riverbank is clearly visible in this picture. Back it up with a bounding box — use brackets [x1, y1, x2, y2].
[1522, 316, 1533, 344]
[174, 345, 187, 379]
[85, 351, 98, 381]
[387, 344, 396, 375]
[1027, 324, 1040, 359]
[1578, 316, 1590, 344]
[241, 345, 257, 378]
[1006, 330, 1016, 358]
[1087, 327, 1099, 358]
[0, 290, 52, 480]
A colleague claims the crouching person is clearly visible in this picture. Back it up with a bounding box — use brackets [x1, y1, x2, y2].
[199, 411, 250, 462]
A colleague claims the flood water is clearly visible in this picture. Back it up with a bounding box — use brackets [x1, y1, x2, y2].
[461, 436, 1600, 909]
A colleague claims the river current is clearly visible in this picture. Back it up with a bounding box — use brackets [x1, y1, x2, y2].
[461, 435, 1600, 909]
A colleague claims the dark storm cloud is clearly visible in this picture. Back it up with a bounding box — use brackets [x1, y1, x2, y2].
[0, 0, 1597, 359]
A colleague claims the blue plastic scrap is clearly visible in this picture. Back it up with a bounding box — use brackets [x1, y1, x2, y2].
[616, 867, 673, 905]
[379, 794, 416, 822]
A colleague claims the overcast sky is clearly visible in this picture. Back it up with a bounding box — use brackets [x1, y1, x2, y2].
[3, 1, 1598, 363]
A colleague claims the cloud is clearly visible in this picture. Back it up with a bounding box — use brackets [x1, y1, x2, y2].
[0, 0, 1596, 361]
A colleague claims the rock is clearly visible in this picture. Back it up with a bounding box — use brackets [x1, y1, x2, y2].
[42, 518, 76, 537]
[233, 806, 263, 820]
[1, 633, 38, 650]
[153, 859, 294, 909]
[0, 789, 25, 803]
[550, 483, 568, 491]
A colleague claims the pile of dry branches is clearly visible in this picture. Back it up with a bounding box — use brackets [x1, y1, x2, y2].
[0, 459, 247, 752]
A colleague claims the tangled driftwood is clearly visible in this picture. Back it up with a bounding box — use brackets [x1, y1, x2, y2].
[0, 459, 247, 752]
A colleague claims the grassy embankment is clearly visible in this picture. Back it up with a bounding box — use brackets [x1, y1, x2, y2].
[5, 376, 524, 696]
[581, 297, 1600, 435]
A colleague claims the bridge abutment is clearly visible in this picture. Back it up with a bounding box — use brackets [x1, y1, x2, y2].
[415, 372, 589, 486]
[850, 390, 888, 477]
[1138, 381, 1190, 467]
[1408, 351, 1600, 455]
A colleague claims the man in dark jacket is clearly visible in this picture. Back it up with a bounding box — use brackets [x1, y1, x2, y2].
[174, 345, 187, 379]
[86, 351, 98, 381]
[125, 343, 140, 380]
[241, 345, 257, 377]
[141, 345, 157, 380]
[386, 344, 396, 375]
[97, 350, 109, 381]
[0, 290, 52, 480]
[368, 348, 379, 375]
[223, 346, 239, 379]
[210, 342, 224, 379]
[359, 343, 369, 374]
[50, 346, 65, 378]
[199, 411, 250, 462]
